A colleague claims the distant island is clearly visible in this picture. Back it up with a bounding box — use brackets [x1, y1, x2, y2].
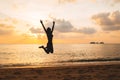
[90, 42, 104, 44]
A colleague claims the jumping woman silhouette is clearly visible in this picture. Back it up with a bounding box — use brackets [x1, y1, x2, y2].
[39, 20, 55, 54]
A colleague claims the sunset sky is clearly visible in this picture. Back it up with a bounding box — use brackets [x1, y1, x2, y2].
[0, 0, 120, 44]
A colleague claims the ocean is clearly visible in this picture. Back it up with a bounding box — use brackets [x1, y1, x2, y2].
[0, 44, 120, 68]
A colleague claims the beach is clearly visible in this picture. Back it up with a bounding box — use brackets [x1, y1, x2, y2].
[0, 62, 120, 80]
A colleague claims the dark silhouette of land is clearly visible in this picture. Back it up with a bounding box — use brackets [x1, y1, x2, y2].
[90, 42, 104, 44]
[39, 20, 55, 54]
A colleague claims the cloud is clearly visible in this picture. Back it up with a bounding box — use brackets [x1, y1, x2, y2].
[37, 18, 97, 34]
[29, 27, 42, 34]
[49, 17, 97, 34]
[78, 27, 97, 34]
[0, 23, 14, 35]
[0, 29, 12, 35]
[29, 18, 74, 34]
[92, 11, 120, 31]
[47, 18, 74, 32]
[107, 0, 120, 6]
[113, 0, 120, 3]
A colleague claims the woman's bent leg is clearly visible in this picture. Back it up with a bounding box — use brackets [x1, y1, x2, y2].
[43, 47, 49, 54]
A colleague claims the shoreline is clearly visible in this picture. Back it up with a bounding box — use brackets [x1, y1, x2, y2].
[1, 60, 120, 69]
[0, 61, 120, 69]
[0, 62, 120, 80]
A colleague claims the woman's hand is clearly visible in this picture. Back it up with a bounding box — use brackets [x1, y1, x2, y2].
[53, 21, 55, 24]
[40, 20, 43, 23]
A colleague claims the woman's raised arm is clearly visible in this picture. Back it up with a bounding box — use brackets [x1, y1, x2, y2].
[52, 21, 55, 33]
[40, 20, 47, 33]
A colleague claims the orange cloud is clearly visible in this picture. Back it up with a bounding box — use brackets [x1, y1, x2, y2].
[0, 23, 15, 35]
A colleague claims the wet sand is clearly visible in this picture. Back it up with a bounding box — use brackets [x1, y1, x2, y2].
[0, 63, 120, 80]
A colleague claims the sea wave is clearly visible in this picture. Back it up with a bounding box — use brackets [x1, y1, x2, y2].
[1, 57, 120, 68]
[58, 57, 120, 63]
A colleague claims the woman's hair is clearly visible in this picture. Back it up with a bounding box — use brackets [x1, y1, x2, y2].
[47, 27, 51, 32]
